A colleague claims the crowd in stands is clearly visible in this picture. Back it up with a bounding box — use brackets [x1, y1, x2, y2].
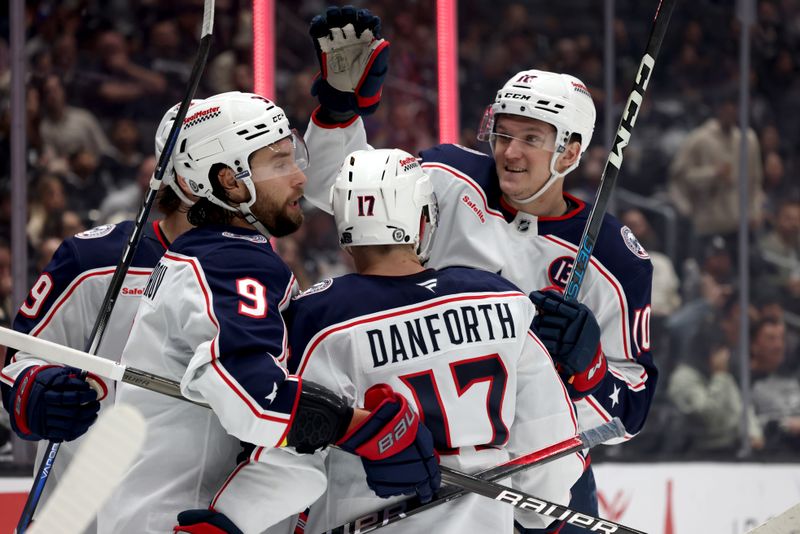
[0, 0, 798, 465]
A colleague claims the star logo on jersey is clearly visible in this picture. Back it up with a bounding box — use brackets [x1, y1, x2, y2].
[417, 279, 437, 292]
[265, 383, 278, 403]
[609, 384, 621, 408]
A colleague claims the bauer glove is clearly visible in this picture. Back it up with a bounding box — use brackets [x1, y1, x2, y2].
[8, 365, 102, 442]
[338, 384, 441, 503]
[309, 5, 390, 125]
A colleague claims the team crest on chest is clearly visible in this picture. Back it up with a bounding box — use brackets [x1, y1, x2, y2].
[548, 256, 574, 289]
[620, 226, 650, 259]
[75, 224, 115, 239]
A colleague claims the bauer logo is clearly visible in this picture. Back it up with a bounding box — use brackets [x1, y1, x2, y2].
[75, 224, 116, 239]
[183, 106, 221, 128]
[620, 226, 650, 259]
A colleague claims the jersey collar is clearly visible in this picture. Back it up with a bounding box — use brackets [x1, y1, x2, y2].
[498, 192, 586, 223]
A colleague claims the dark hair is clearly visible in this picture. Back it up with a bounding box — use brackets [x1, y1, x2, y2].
[156, 182, 182, 216]
[750, 317, 784, 341]
[186, 163, 236, 227]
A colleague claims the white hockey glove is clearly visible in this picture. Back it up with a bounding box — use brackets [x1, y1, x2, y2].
[310, 5, 390, 124]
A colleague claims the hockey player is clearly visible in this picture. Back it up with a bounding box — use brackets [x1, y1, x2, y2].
[188, 147, 584, 533]
[97, 93, 440, 534]
[301, 7, 656, 533]
[0, 99, 199, 531]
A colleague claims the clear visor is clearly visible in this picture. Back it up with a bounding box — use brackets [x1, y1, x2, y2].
[476, 105, 557, 154]
[249, 129, 310, 182]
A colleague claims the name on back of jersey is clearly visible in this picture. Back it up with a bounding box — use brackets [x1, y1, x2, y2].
[365, 301, 516, 369]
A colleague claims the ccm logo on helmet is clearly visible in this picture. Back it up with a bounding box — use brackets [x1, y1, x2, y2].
[502, 92, 531, 101]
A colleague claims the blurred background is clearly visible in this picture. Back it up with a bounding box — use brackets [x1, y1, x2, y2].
[0, 0, 798, 531]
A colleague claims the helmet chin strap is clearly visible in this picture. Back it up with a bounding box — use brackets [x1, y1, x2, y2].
[506, 150, 580, 206]
[240, 203, 272, 238]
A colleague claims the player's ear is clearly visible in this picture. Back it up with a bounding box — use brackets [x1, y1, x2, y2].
[216, 166, 249, 204]
[556, 141, 581, 173]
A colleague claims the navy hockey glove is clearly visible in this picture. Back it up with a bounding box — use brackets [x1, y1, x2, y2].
[530, 290, 607, 398]
[8, 365, 100, 442]
[338, 384, 441, 503]
[174, 509, 243, 534]
[309, 5, 390, 124]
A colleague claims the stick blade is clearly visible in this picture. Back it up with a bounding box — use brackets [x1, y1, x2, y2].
[748, 502, 800, 534]
[27, 404, 147, 534]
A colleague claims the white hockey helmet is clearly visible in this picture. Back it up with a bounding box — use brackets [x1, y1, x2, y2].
[478, 69, 596, 201]
[155, 99, 205, 206]
[172, 91, 309, 235]
[331, 149, 438, 262]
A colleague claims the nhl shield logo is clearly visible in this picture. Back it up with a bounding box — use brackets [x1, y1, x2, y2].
[620, 226, 650, 259]
[517, 219, 531, 233]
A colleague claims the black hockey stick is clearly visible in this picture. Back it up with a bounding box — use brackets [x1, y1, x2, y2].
[0, 327, 637, 533]
[14, 2, 215, 531]
[321, 419, 625, 534]
[563, 0, 677, 302]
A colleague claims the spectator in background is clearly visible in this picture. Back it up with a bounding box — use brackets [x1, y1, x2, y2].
[62, 148, 114, 221]
[668, 93, 765, 258]
[101, 118, 145, 188]
[0, 239, 11, 328]
[667, 325, 763, 454]
[757, 197, 800, 314]
[39, 74, 114, 163]
[750, 318, 800, 453]
[98, 155, 155, 224]
[27, 173, 67, 248]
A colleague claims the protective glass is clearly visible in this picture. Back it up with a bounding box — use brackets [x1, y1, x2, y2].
[249, 129, 310, 182]
[477, 105, 557, 154]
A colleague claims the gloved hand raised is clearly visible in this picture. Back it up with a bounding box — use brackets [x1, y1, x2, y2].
[530, 290, 607, 398]
[8, 365, 102, 442]
[309, 5, 390, 124]
[338, 384, 440, 503]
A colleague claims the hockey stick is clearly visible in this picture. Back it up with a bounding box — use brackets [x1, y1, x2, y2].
[321, 418, 625, 534]
[14, 3, 215, 531]
[563, 0, 677, 302]
[26, 404, 147, 534]
[0, 326, 641, 533]
[747, 502, 800, 534]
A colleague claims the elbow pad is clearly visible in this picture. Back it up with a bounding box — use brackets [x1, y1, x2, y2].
[286, 380, 353, 454]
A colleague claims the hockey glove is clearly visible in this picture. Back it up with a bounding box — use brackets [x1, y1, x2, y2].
[338, 384, 441, 503]
[309, 5, 390, 125]
[174, 509, 243, 534]
[8, 365, 101, 442]
[530, 290, 607, 398]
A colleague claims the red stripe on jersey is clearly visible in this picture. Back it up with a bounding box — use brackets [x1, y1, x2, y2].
[582, 395, 634, 440]
[152, 220, 169, 250]
[528, 331, 579, 433]
[297, 291, 524, 375]
[164, 253, 292, 426]
[210, 459, 249, 510]
[30, 268, 153, 337]
[537, 192, 587, 221]
[421, 162, 506, 220]
[540, 234, 634, 361]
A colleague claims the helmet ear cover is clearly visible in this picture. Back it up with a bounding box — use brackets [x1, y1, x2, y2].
[155, 98, 205, 206]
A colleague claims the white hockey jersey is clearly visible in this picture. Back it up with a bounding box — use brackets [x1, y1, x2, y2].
[0, 221, 170, 533]
[97, 225, 300, 534]
[209, 266, 583, 534]
[303, 119, 656, 443]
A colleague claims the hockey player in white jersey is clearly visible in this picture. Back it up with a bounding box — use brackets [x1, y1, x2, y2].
[99, 93, 440, 534]
[300, 7, 656, 533]
[0, 100, 199, 531]
[195, 147, 583, 534]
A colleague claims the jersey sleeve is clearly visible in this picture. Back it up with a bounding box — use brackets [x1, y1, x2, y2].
[510, 330, 584, 530]
[175, 252, 302, 448]
[577, 255, 656, 443]
[303, 117, 372, 214]
[1, 239, 87, 406]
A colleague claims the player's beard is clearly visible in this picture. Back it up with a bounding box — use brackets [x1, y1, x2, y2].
[255, 192, 304, 237]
